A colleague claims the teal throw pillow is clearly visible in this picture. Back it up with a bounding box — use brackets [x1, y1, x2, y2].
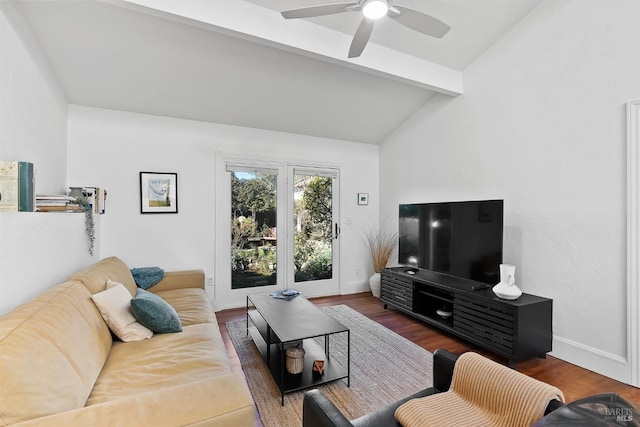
[131, 289, 182, 333]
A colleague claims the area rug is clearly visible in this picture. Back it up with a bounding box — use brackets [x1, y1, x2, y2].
[225, 304, 433, 427]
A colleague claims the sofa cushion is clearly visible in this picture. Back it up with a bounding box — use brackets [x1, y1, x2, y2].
[0, 281, 112, 425]
[131, 288, 182, 333]
[145, 269, 205, 292]
[86, 323, 232, 406]
[153, 287, 216, 326]
[70, 256, 138, 296]
[91, 283, 153, 342]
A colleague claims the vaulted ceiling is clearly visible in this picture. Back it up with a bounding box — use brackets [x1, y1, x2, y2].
[16, 0, 541, 144]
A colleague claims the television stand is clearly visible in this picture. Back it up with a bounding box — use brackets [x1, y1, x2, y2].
[381, 267, 552, 367]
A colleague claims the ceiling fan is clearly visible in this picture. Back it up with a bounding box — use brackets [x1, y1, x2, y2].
[281, 0, 451, 58]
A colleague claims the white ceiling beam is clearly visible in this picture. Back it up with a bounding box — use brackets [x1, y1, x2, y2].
[114, 0, 463, 96]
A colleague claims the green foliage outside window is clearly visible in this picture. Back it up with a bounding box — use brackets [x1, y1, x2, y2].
[231, 172, 333, 287]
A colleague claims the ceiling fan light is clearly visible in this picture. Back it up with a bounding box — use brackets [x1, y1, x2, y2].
[362, 0, 388, 20]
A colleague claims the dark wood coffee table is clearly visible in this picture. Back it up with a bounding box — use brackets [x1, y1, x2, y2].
[246, 293, 350, 405]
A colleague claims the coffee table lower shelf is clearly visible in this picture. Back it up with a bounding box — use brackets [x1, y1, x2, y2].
[247, 325, 349, 405]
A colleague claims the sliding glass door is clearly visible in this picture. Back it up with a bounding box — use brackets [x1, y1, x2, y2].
[216, 157, 339, 308]
[288, 167, 339, 296]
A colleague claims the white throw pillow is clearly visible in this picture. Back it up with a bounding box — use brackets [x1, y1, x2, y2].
[91, 282, 153, 342]
[106, 278, 125, 290]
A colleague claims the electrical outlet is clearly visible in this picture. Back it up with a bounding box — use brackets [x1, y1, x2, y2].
[206, 276, 213, 287]
[355, 268, 360, 277]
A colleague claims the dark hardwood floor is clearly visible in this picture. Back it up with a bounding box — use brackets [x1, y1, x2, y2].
[217, 291, 640, 418]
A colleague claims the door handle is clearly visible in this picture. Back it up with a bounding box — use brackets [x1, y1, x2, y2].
[335, 223, 340, 239]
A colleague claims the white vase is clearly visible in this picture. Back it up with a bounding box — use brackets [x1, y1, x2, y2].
[369, 272, 381, 298]
[492, 264, 522, 300]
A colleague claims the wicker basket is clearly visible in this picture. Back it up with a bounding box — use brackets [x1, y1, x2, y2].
[285, 347, 305, 374]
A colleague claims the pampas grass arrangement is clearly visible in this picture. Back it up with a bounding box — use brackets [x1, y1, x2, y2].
[364, 224, 398, 273]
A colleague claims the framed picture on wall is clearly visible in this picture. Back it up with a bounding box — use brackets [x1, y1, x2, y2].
[358, 193, 369, 205]
[140, 172, 178, 214]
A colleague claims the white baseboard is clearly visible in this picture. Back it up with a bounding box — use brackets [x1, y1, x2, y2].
[339, 280, 370, 295]
[551, 335, 629, 384]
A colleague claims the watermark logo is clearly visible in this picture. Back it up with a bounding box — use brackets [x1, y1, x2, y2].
[605, 406, 634, 422]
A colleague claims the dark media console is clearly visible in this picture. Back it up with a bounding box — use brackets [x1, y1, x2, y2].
[381, 266, 552, 367]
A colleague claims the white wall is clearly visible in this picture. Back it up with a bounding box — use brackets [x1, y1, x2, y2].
[0, 3, 95, 316]
[0, 2, 67, 194]
[380, 0, 640, 382]
[67, 105, 379, 309]
[0, 213, 97, 315]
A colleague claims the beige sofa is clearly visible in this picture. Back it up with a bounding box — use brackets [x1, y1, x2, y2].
[0, 257, 255, 426]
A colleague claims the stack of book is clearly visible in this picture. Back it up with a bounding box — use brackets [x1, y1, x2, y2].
[0, 161, 35, 212]
[36, 195, 80, 212]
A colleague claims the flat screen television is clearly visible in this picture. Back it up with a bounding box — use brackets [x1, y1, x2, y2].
[398, 199, 504, 285]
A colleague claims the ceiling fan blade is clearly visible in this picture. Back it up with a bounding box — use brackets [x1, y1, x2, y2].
[391, 5, 451, 38]
[348, 17, 375, 58]
[281, 2, 358, 19]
